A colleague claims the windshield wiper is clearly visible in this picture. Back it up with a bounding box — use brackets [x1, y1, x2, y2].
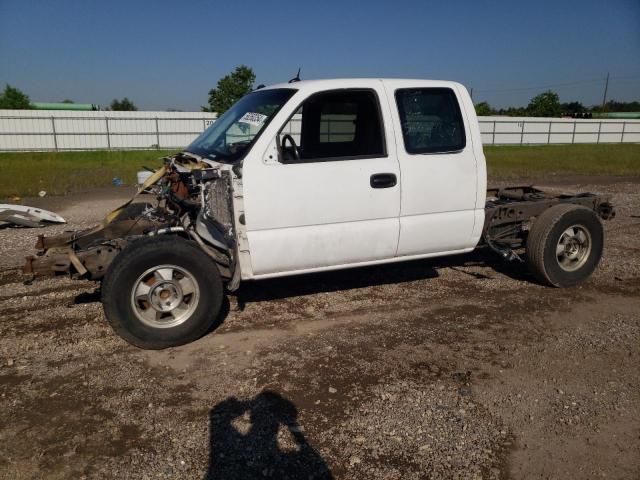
[180, 150, 202, 161]
[206, 148, 231, 160]
[227, 141, 251, 156]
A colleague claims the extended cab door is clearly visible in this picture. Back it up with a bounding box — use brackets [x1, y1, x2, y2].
[383, 80, 484, 256]
[242, 83, 400, 277]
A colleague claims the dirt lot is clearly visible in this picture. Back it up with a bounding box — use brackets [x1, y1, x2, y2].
[1, 179, 639, 479]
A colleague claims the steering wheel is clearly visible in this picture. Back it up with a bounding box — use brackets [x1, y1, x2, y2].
[280, 134, 300, 161]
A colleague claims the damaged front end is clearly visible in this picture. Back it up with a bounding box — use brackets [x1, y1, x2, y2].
[23, 153, 239, 289]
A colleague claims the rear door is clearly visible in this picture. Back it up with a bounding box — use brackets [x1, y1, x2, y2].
[384, 81, 480, 256]
[242, 84, 401, 276]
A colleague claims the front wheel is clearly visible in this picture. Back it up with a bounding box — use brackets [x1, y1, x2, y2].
[526, 204, 604, 287]
[102, 236, 224, 349]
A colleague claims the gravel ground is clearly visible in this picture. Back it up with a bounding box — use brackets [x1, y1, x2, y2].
[0, 179, 638, 479]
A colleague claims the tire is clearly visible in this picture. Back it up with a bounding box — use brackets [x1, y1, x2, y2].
[526, 204, 604, 287]
[101, 236, 223, 349]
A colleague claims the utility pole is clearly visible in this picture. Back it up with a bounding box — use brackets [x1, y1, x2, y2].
[601, 72, 609, 110]
[470, 87, 473, 100]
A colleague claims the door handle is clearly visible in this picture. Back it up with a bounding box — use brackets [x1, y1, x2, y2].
[370, 173, 397, 189]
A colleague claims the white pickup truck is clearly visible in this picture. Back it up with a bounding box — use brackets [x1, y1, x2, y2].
[25, 78, 615, 349]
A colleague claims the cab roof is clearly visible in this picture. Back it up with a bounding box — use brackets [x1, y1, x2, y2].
[261, 78, 466, 93]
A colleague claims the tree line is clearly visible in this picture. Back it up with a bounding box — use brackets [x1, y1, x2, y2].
[0, 84, 138, 111]
[0, 65, 256, 113]
[474, 91, 640, 117]
[2, 71, 638, 117]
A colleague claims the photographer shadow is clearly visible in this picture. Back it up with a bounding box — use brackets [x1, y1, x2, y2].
[205, 391, 332, 480]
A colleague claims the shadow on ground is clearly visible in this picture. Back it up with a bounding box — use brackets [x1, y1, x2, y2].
[205, 391, 332, 480]
[73, 248, 533, 336]
[235, 248, 532, 308]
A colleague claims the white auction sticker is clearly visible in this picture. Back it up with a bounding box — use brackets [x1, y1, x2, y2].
[238, 112, 267, 126]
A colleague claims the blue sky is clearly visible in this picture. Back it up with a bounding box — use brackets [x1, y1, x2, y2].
[1, 0, 638, 111]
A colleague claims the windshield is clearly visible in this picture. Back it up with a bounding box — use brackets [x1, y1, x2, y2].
[185, 88, 296, 162]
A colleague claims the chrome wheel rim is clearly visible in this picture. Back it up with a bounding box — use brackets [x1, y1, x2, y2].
[130, 264, 199, 328]
[556, 225, 591, 272]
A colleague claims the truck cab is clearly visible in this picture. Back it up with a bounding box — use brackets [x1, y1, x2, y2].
[189, 79, 486, 279]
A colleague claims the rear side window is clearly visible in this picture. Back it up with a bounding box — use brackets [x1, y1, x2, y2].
[395, 88, 465, 154]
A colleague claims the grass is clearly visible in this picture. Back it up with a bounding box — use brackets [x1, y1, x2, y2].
[0, 149, 173, 199]
[0, 144, 638, 199]
[485, 144, 640, 180]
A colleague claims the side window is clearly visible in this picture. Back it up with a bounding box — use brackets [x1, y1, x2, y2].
[320, 101, 356, 143]
[395, 88, 465, 154]
[279, 90, 385, 162]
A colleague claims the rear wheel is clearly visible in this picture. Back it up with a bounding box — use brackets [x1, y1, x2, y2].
[102, 236, 223, 349]
[526, 204, 604, 287]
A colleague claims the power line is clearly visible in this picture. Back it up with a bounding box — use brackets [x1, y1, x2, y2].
[474, 74, 640, 95]
[609, 78, 640, 84]
[611, 75, 640, 80]
[475, 78, 605, 94]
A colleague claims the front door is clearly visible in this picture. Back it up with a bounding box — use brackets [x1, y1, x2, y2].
[242, 86, 401, 277]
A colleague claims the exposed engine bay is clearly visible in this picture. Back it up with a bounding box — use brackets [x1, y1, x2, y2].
[23, 153, 241, 289]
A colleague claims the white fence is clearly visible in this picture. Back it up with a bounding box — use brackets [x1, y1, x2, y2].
[0, 110, 216, 151]
[0, 110, 638, 152]
[479, 117, 640, 146]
